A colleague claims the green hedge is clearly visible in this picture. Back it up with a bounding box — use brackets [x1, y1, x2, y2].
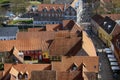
[0, 63, 4, 70]
[12, 20, 33, 24]
[0, 0, 10, 4]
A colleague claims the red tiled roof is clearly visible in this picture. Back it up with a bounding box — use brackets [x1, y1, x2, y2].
[0, 71, 3, 79]
[82, 31, 96, 56]
[49, 37, 82, 56]
[28, 28, 45, 32]
[46, 24, 62, 31]
[0, 39, 49, 52]
[52, 56, 99, 72]
[63, 20, 75, 30]
[17, 31, 55, 40]
[57, 71, 83, 80]
[112, 33, 120, 57]
[3, 64, 51, 80]
[10, 47, 24, 63]
[31, 70, 56, 80]
[38, 4, 65, 11]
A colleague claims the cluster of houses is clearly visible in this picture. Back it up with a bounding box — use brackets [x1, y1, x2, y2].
[1, 0, 120, 80]
[9, 0, 96, 27]
[0, 19, 99, 80]
[91, 13, 120, 71]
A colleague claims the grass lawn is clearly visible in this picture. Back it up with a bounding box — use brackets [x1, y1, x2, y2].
[0, 0, 10, 4]
[112, 0, 120, 8]
[24, 60, 38, 64]
[29, 1, 41, 6]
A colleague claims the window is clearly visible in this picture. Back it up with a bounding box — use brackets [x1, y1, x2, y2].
[43, 55, 46, 58]
[69, 63, 78, 71]
[65, 11, 69, 15]
[18, 73, 23, 79]
[71, 65, 77, 71]
[43, 8, 47, 12]
[52, 13, 54, 17]
[23, 73, 28, 80]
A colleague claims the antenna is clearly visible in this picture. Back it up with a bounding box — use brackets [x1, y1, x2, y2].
[104, 21, 107, 25]
[108, 25, 111, 29]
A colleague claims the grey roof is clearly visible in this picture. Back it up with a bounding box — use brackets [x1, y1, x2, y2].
[0, 27, 18, 37]
[101, 16, 116, 34]
[92, 15, 116, 34]
[20, 12, 63, 21]
[54, 0, 73, 4]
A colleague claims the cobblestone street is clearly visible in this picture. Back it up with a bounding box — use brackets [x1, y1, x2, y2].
[85, 30, 114, 80]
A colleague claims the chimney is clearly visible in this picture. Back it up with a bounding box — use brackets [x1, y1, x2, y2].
[64, 3, 67, 11]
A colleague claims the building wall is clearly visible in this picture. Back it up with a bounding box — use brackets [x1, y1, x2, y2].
[91, 20, 99, 35]
[98, 27, 112, 47]
[0, 36, 16, 40]
[114, 48, 120, 66]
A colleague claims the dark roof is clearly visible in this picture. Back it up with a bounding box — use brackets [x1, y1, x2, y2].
[92, 14, 116, 34]
[31, 70, 56, 80]
[101, 16, 116, 34]
[20, 12, 63, 21]
[54, 0, 73, 4]
[0, 27, 18, 37]
[92, 14, 104, 25]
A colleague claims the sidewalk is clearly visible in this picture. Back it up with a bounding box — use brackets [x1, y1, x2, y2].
[86, 30, 114, 80]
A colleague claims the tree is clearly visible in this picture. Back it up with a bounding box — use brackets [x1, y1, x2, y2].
[10, 0, 29, 15]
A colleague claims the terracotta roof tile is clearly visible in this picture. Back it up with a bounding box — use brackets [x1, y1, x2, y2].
[10, 47, 24, 63]
[38, 4, 65, 11]
[63, 20, 75, 30]
[31, 70, 56, 80]
[28, 28, 45, 32]
[82, 31, 96, 56]
[17, 31, 55, 40]
[57, 71, 82, 80]
[3, 64, 51, 79]
[49, 37, 82, 56]
[9, 67, 19, 77]
[0, 71, 3, 79]
[46, 24, 62, 31]
[52, 56, 99, 72]
[0, 39, 49, 52]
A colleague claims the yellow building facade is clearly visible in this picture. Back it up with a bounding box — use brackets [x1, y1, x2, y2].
[98, 27, 112, 47]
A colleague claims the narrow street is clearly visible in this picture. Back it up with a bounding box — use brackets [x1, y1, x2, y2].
[85, 29, 114, 80]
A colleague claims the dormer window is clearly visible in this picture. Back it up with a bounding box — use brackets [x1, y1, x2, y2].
[50, 8, 55, 13]
[104, 21, 107, 25]
[65, 11, 69, 15]
[43, 8, 47, 12]
[108, 25, 111, 29]
[116, 39, 120, 49]
[72, 65, 77, 70]
[23, 72, 28, 80]
[18, 72, 23, 79]
[69, 63, 78, 71]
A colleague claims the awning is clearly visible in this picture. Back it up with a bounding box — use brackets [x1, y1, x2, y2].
[111, 66, 120, 71]
[103, 48, 111, 52]
[108, 57, 117, 62]
[107, 54, 115, 58]
[110, 62, 119, 66]
[105, 50, 112, 54]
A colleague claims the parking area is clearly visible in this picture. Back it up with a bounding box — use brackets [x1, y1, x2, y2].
[85, 29, 119, 80]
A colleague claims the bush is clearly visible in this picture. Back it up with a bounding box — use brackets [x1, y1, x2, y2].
[12, 20, 33, 24]
[0, 63, 4, 70]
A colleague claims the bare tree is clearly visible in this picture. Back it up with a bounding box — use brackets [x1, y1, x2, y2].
[10, 0, 29, 15]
